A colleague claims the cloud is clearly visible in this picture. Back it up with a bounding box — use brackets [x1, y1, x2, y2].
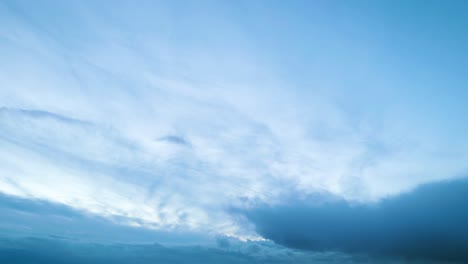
[0, 192, 210, 245]
[1, 0, 468, 246]
[0, 193, 399, 264]
[0, 106, 260, 237]
[0, 237, 288, 264]
[158, 135, 191, 147]
[0, 237, 435, 264]
[0, 191, 450, 264]
[244, 177, 468, 262]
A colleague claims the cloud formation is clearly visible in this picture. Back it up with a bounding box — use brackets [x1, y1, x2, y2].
[0, 193, 398, 264]
[0, 192, 209, 245]
[1, 0, 468, 255]
[0, 237, 440, 264]
[0, 237, 343, 264]
[245, 177, 468, 262]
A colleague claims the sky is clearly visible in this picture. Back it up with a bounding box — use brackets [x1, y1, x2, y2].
[1, 0, 468, 263]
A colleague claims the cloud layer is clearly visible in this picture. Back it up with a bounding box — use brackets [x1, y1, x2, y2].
[245, 177, 468, 262]
[0, 193, 411, 264]
[1, 1, 468, 260]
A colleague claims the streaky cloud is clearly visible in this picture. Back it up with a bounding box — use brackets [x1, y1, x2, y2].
[0, 192, 209, 245]
[2, 0, 468, 253]
[0, 107, 90, 126]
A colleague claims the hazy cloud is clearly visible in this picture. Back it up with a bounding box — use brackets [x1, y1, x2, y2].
[0, 237, 440, 264]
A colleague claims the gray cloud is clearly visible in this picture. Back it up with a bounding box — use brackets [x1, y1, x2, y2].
[0, 236, 436, 264]
[0, 107, 90, 126]
[158, 135, 191, 147]
[244, 177, 468, 262]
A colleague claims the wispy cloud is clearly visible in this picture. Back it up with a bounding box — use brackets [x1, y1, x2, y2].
[1, 0, 468, 256]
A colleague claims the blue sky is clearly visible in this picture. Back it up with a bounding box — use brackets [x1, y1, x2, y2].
[1, 0, 468, 263]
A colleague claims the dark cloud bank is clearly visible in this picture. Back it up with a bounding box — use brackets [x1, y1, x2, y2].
[0, 236, 436, 264]
[245, 177, 468, 263]
[1, 178, 467, 263]
[0, 193, 353, 264]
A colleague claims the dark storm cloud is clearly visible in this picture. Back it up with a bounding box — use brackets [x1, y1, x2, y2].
[244, 177, 468, 262]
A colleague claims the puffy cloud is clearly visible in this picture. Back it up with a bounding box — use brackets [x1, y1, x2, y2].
[245, 177, 468, 262]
